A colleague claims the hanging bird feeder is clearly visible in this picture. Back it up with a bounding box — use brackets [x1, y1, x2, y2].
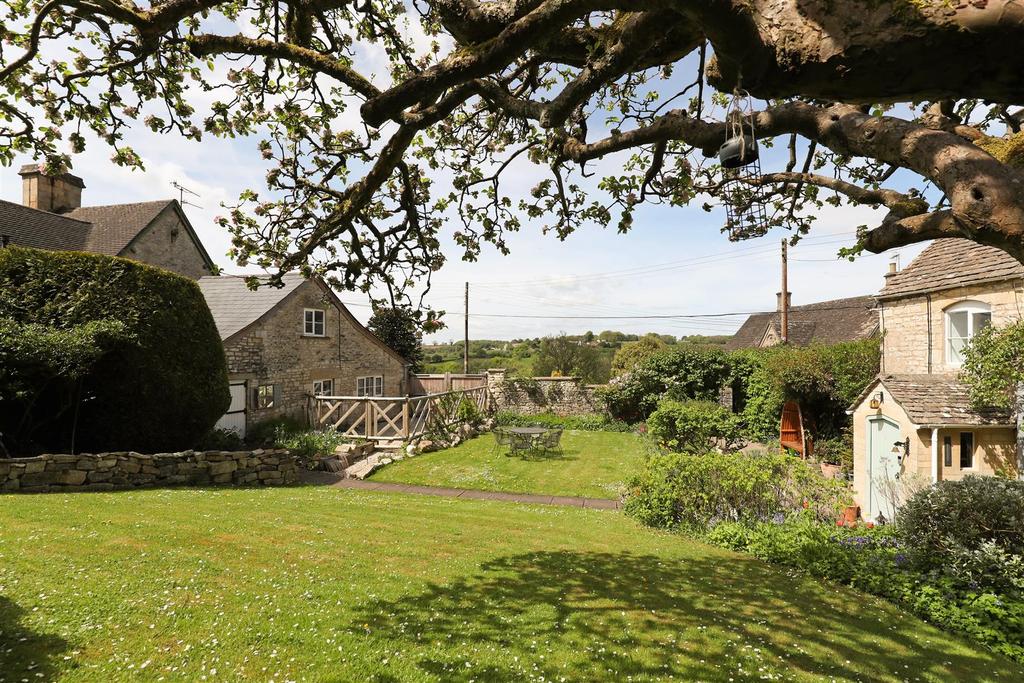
[719, 91, 769, 242]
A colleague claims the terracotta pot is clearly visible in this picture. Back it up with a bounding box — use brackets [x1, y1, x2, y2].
[843, 505, 861, 525]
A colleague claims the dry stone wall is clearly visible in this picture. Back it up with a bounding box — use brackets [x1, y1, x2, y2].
[485, 369, 605, 416]
[0, 449, 297, 494]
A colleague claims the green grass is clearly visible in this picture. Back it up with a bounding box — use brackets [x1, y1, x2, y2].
[1, 487, 1019, 681]
[371, 431, 645, 498]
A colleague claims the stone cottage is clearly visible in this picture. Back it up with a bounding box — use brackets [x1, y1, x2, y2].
[2, 166, 410, 437]
[725, 294, 879, 350]
[1, 165, 216, 278]
[849, 239, 1022, 520]
[199, 274, 410, 435]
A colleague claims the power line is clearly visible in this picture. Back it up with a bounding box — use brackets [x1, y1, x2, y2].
[465, 301, 872, 320]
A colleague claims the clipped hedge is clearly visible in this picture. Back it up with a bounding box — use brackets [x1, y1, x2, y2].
[0, 246, 229, 453]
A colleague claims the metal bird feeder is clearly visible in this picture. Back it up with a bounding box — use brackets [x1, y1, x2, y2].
[719, 91, 769, 242]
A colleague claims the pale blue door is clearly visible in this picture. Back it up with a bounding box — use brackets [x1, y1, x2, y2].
[867, 417, 901, 520]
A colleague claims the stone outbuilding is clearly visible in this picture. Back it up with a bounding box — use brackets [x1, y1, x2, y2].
[725, 294, 879, 350]
[1, 164, 216, 279]
[849, 239, 1022, 520]
[199, 274, 410, 435]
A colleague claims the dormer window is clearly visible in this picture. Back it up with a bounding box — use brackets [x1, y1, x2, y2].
[303, 308, 325, 336]
[946, 301, 991, 367]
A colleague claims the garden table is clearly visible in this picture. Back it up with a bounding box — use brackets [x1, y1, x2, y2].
[499, 427, 548, 455]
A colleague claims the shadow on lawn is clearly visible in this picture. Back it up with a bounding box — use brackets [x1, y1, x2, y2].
[0, 596, 70, 681]
[352, 550, 1018, 682]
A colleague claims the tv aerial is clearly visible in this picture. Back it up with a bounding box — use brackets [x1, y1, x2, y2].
[171, 181, 203, 210]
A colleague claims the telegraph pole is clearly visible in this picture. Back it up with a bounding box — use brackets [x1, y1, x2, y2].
[463, 282, 470, 373]
[781, 239, 789, 344]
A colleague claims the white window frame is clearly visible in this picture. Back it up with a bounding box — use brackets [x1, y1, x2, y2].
[312, 379, 334, 397]
[357, 376, 384, 397]
[303, 308, 326, 337]
[945, 301, 991, 368]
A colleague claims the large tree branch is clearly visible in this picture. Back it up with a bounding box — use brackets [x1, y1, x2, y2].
[187, 34, 380, 99]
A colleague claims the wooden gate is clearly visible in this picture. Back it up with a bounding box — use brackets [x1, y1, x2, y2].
[312, 386, 488, 440]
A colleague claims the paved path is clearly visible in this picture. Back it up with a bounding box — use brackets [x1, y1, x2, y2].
[300, 471, 621, 509]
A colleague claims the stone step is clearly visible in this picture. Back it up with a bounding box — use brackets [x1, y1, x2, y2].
[343, 450, 409, 479]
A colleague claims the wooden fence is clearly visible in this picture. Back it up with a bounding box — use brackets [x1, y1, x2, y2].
[409, 373, 487, 396]
[311, 386, 488, 441]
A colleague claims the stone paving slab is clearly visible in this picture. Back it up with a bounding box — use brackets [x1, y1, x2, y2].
[299, 472, 620, 509]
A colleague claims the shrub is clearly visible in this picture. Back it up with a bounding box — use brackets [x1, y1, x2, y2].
[196, 427, 246, 451]
[610, 336, 666, 377]
[600, 346, 731, 423]
[728, 339, 879, 443]
[624, 450, 850, 531]
[492, 411, 632, 432]
[812, 429, 853, 471]
[898, 476, 1024, 567]
[0, 246, 229, 454]
[646, 399, 743, 453]
[247, 415, 308, 447]
[274, 427, 350, 460]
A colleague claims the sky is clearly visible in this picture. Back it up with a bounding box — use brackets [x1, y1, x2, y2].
[2, 11, 930, 343]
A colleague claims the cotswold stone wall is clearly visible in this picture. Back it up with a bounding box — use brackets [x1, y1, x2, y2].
[485, 369, 605, 416]
[0, 449, 297, 494]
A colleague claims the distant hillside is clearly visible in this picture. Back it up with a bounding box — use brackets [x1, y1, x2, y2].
[422, 332, 730, 383]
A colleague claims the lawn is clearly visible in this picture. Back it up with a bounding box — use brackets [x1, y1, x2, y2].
[1, 487, 1021, 681]
[370, 430, 644, 498]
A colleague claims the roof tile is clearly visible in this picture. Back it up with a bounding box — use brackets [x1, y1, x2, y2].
[879, 239, 1024, 299]
[197, 274, 306, 340]
[725, 295, 878, 350]
[873, 374, 1013, 426]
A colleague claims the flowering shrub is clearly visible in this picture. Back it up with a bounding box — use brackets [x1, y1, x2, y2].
[623, 450, 850, 531]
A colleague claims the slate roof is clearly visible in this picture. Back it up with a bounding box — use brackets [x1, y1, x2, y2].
[725, 295, 878, 351]
[879, 239, 1024, 300]
[854, 374, 1013, 427]
[0, 198, 176, 256]
[0, 199, 92, 251]
[67, 200, 174, 256]
[197, 274, 306, 340]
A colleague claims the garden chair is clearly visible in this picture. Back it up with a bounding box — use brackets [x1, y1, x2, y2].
[508, 432, 535, 458]
[538, 428, 563, 456]
[493, 429, 512, 456]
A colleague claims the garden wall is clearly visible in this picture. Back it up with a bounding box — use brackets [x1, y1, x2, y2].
[0, 449, 298, 493]
[485, 368, 605, 416]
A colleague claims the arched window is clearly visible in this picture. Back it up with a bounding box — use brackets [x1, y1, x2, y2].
[945, 301, 991, 367]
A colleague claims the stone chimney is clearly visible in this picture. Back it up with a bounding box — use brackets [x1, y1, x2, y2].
[776, 291, 792, 312]
[19, 164, 85, 214]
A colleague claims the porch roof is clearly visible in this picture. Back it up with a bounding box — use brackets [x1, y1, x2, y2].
[851, 374, 1014, 427]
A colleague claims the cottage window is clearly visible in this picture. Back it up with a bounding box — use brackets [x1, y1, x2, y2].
[304, 308, 326, 336]
[357, 376, 384, 397]
[255, 384, 275, 409]
[945, 301, 991, 367]
[943, 435, 952, 468]
[313, 379, 334, 396]
[959, 432, 975, 469]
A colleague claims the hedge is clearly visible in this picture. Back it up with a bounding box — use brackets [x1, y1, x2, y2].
[0, 246, 230, 453]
